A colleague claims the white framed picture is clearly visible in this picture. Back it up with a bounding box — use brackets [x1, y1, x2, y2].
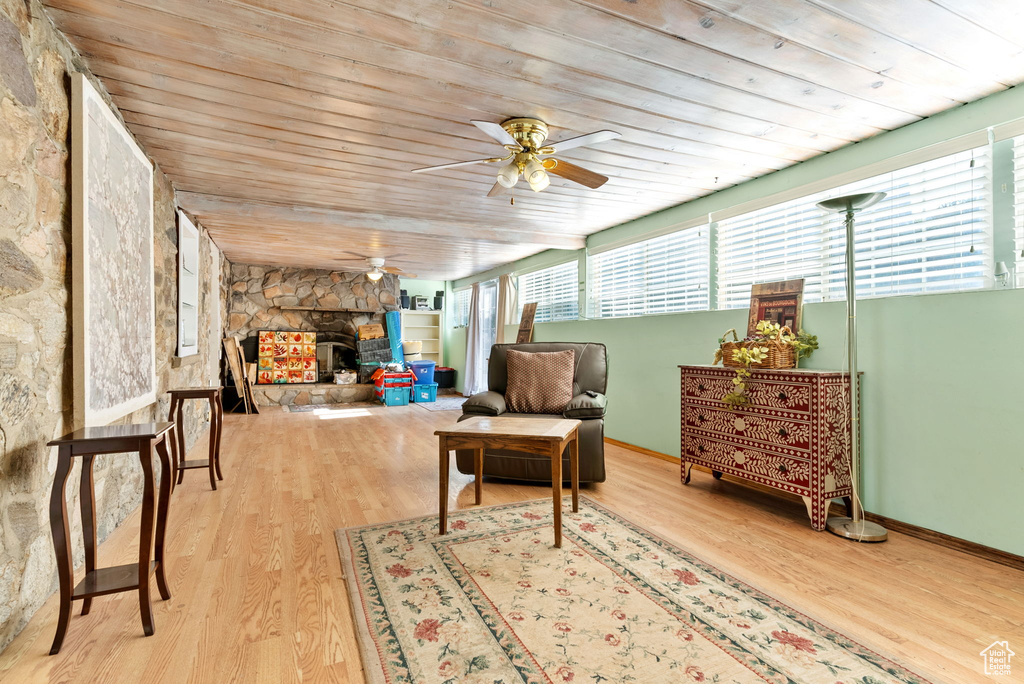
[72, 72, 156, 426]
[177, 210, 200, 357]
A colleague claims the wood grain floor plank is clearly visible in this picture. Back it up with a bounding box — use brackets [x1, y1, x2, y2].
[0, 405, 1020, 682]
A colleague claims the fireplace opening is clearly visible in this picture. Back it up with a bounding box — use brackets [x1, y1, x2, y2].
[316, 339, 357, 381]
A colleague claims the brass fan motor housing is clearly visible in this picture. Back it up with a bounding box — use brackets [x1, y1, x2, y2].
[501, 117, 550, 150]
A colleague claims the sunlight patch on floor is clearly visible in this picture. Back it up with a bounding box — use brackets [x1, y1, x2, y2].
[316, 408, 375, 419]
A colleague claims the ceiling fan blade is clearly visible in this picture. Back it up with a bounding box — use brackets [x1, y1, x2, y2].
[381, 266, 405, 274]
[398, 272, 418, 279]
[346, 252, 405, 261]
[471, 120, 521, 149]
[547, 130, 621, 153]
[487, 180, 511, 197]
[412, 157, 502, 173]
[543, 159, 609, 189]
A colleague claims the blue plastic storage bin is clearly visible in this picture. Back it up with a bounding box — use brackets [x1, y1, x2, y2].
[412, 383, 438, 403]
[408, 360, 436, 385]
[376, 386, 411, 406]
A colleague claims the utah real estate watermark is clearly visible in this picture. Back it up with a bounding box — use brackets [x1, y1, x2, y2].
[980, 641, 1014, 676]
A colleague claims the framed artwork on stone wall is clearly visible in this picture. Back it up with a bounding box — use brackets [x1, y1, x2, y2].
[256, 331, 317, 384]
[71, 72, 156, 426]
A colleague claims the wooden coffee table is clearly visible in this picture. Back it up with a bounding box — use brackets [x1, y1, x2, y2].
[435, 416, 581, 547]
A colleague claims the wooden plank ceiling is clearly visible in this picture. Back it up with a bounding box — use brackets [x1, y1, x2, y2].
[42, 0, 1024, 280]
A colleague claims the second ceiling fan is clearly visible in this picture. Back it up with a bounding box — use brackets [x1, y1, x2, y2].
[331, 255, 417, 281]
[412, 118, 620, 197]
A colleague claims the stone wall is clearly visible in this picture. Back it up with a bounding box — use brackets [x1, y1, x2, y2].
[0, 0, 224, 651]
[226, 263, 400, 341]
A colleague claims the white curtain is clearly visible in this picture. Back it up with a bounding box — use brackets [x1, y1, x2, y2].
[494, 274, 518, 344]
[464, 282, 487, 396]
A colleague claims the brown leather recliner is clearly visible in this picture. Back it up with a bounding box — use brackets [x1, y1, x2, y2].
[456, 342, 608, 483]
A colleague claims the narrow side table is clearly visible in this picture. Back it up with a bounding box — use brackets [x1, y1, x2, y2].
[46, 422, 174, 655]
[167, 386, 224, 490]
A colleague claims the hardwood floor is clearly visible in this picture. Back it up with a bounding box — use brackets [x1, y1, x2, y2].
[0, 404, 1020, 682]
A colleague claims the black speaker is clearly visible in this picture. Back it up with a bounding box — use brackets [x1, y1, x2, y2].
[399, 289, 410, 310]
[433, 291, 444, 310]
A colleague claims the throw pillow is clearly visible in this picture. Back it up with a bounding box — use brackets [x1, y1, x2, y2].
[505, 349, 575, 414]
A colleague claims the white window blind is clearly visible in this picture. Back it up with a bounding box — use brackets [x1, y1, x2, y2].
[1013, 136, 1024, 287]
[452, 288, 471, 327]
[517, 261, 579, 323]
[588, 226, 710, 318]
[717, 146, 992, 308]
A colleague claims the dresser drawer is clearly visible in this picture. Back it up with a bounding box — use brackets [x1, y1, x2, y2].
[684, 436, 811, 492]
[683, 405, 811, 452]
[682, 372, 812, 414]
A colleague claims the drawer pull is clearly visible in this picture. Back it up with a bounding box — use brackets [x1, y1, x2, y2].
[698, 384, 706, 391]
[777, 463, 788, 473]
[778, 428, 788, 437]
[698, 414, 706, 422]
[697, 445, 706, 453]
[778, 392, 788, 400]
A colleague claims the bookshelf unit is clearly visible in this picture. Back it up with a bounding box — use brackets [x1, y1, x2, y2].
[401, 309, 444, 365]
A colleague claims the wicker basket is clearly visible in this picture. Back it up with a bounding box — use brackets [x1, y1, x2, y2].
[718, 327, 797, 369]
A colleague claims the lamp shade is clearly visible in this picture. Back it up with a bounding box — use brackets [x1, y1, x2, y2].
[816, 192, 886, 214]
[366, 270, 384, 282]
[524, 158, 549, 192]
[496, 161, 519, 188]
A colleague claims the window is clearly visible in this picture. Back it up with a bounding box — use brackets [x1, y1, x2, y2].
[717, 146, 993, 307]
[452, 288, 471, 327]
[588, 226, 710, 318]
[517, 261, 579, 323]
[1013, 136, 1024, 287]
[176, 210, 200, 357]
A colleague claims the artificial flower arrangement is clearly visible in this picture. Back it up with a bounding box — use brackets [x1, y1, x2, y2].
[712, 320, 818, 408]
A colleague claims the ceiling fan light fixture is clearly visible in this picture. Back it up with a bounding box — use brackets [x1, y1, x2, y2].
[413, 117, 617, 198]
[496, 160, 520, 188]
[524, 158, 549, 192]
[528, 169, 550, 192]
[366, 268, 384, 282]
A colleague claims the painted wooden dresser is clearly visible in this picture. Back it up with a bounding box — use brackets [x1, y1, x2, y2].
[679, 365, 855, 530]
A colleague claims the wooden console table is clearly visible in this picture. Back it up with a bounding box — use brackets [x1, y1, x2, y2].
[679, 366, 854, 530]
[46, 423, 174, 654]
[167, 386, 224, 490]
[435, 417, 580, 547]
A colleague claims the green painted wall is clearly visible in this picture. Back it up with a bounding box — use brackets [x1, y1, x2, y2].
[399, 278, 446, 301]
[447, 326, 467, 391]
[439, 281, 464, 379]
[518, 290, 1024, 555]
[443, 85, 1024, 554]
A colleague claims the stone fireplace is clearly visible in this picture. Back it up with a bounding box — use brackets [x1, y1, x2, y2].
[225, 263, 400, 405]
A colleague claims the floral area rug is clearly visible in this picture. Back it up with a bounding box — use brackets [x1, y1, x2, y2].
[336, 497, 933, 684]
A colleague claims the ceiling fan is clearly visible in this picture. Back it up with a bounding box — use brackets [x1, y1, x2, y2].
[411, 118, 621, 197]
[332, 255, 417, 281]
